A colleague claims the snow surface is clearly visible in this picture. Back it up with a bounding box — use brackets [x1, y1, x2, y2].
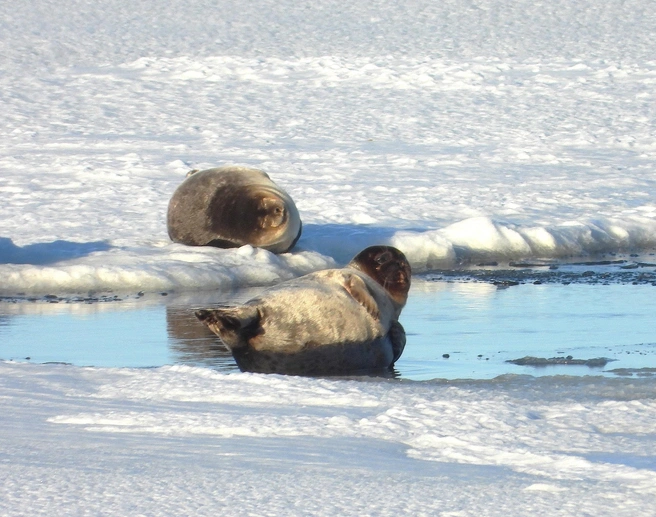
[2, 361, 656, 516]
[2, 0, 656, 515]
[1, 0, 656, 294]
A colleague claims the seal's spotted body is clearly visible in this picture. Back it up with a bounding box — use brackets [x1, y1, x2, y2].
[196, 246, 411, 375]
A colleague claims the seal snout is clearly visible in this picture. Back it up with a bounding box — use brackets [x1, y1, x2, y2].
[382, 265, 410, 297]
[379, 255, 411, 290]
[393, 267, 409, 285]
[257, 197, 287, 229]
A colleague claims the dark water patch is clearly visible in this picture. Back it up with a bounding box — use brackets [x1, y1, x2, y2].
[605, 368, 656, 378]
[569, 260, 628, 266]
[423, 264, 656, 286]
[0, 292, 151, 304]
[507, 356, 613, 367]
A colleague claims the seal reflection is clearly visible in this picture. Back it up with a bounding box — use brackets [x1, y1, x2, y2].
[165, 305, 239, 372]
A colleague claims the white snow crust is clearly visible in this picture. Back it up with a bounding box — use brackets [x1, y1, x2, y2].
[2, 361, 656, 516]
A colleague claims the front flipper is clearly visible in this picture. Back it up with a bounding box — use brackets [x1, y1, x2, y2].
[195, 305, 262, 350]
[389, 320, 406, 365]
[343, 273, 380, 320]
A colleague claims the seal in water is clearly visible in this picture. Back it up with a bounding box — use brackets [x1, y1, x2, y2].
[167, 166, 302, 253]
[195, 245, 411, 375]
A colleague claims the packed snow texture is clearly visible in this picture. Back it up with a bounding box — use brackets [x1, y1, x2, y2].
[1, 0, 656, 294]
[2, 361, 656, 516]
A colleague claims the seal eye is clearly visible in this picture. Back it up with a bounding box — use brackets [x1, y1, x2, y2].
[375, 251, 392, 265]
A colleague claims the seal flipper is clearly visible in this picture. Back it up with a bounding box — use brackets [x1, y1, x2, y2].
[343, 273, 380, 320]
[388, 320, 406, 365]
[288, 220, 302, 251]
[195, 306, 262, 350]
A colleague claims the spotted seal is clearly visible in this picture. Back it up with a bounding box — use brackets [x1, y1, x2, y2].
[167, 166, 302, 253]
[195, 245, 411, 375]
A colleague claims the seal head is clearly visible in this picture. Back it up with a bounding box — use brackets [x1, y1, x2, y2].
[348, 245, 411, 308]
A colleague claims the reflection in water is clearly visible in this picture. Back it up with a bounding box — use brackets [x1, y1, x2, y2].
[409, 279, 499, 314]
[165, 305, 239, 372]
[2, 282, 656, 380]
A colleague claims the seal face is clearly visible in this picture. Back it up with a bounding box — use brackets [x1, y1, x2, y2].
[348, 245, 411, 309]
[195, 245, 412, 375]
[167, 166, 302, 253]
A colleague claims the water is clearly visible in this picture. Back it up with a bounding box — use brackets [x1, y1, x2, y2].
[1, 277, 655, 380]
[403, 280, 656, 379]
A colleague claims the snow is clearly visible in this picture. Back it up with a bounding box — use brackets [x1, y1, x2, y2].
[2, 1, 656, 294]
[1, 0, 656, 514]
[2, 361, 656, 516]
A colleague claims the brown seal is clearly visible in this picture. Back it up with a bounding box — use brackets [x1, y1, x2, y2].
[167, 166, 302, 253]
[195, 245, 411, 375]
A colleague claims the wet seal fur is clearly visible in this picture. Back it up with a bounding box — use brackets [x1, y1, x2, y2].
[167, 166, 302, 253]
[195, 246, 411, 375]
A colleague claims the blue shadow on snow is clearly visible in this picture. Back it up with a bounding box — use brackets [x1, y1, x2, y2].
[296, 223, 422, 264]
[0, 237, 113, 265]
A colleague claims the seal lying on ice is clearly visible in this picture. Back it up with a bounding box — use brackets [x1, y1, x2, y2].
[195, 245, 411, 375]
[167, 166, 302, 253]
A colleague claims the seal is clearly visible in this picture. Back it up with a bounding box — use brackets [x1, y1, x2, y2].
[167, 166, 302, 253]
[195, 245, 411, 375]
